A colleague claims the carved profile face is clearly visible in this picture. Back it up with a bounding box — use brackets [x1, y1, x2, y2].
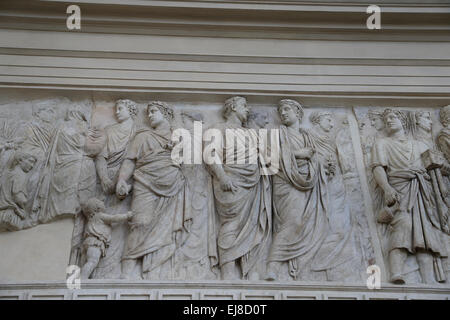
[19, 155, 36, 173]
[35, 106, 56, 123]
[369, 115, 384, 131]
[252, 113, 269, 129]
[318, 114, 334, 133]
[383, 111, 403, 134]
[115, 101, 131, 123]
[147, 105, 165, 128]
[233, 99, 249, 123]
[278, 103, 298, 127]
[416, 112, 432, 132]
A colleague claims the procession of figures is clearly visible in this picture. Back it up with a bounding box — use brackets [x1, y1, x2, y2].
[0, 95, 449, 285]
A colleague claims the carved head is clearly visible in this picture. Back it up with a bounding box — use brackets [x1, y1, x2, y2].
[65, 109, 88, 123]
[415, 111, 432, 132]
[309, 111, 334, 133]
[84, 198, 106, 218]
[247, 111, 269, 129]
[32, 100, 56, 124]
[368, 110, 384, 131]
[115, 99, 137, 123]
[439, 105, 450, 128]
[382, 109, 407, 134]
[147, 101, 174, 128]
[223, 96, 249, 123]
[14, 151, 36, 173]
[278, 99, 303, 126]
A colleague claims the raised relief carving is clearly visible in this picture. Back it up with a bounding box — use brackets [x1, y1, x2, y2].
[89, 99, 137, 279]
[118, 101, 190, 280]
[0, 151, 37, 231]
[207, 96, 271, 280]
[4, 95, 439, 286]
[32, 108, 96, 224]
[370, 109, 447, 284]
[266, 101, 372, 282]
[174, 111, 218, 280]
[80, 198, 133, 279]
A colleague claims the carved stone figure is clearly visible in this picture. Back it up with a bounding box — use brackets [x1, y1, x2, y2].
[0, 151, 36, 231]
[308, 111, 362, 281]
[80, 198, 133, 279]
[362, 110, 385, 163]
[438, 105, 450, 161]
[246, 111, 269, 129]
[20, 100, 57, 162]
[89, 99, 137, 279]
[266, 100, 340, 281]
[33, 108, 96, 224]
[117, 101, 190, 280]
[174, 111, 218, 280]
[411, 111, 433, 149]
[371, 108, 447, 284]
[207, 96, 271, 280]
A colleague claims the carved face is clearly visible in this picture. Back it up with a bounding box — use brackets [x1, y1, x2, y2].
[416, 112, 432, 132]
[36, 106, 56, 123]
[369, 115, 384, 131]
[115, 102, 131, 123]
[233, 99, 249, 123]
[254, 113, 269, 128]
[384, 112, 403, 134]
[19, 156, 36, 173]
[318, 114, 334, 133]
[278, 104, 298, 126]
[147, 105, 165, 128]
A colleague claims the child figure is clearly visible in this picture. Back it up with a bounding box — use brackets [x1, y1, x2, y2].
[0, 151, 37, 231]
[81, 198, 133, 279]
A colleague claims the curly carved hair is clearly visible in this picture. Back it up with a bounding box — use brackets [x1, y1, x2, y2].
[439, 105, 450, 127]
[277, 99, 304, 121]
[382, 108, 407, 129]
[147, 101, 174, 122]
[116, 99, 138, 117]
[223, 96, 247, 119]
[83, 198, 105, 217]
[309, 111, 332, 125]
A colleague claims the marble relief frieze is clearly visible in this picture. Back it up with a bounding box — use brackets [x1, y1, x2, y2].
[0, 95, 448, 286]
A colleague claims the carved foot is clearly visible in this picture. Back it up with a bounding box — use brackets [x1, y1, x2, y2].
[391, 274, 405, 285]
[265, 271, 278, 281]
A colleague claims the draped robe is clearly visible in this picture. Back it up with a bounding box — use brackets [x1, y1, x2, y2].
[122, 129, 190, 277]
[90, 121, 135, 278]
[268, 126, 329, 279]
[210, 123, 271, 278]
[36, 122, 96, 223]
[371, 136, 447, 281]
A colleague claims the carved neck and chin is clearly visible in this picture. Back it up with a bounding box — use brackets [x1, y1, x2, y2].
[387, 126, 405, 139]
[226, 112, 244, 127]
[152, 119, 171, 134]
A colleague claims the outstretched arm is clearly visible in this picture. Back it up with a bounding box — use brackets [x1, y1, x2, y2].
[98, 211, 133, 225]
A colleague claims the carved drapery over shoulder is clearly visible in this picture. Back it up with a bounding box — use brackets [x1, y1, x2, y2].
[356, 106, 450, 285]
[0, 95, 448, 286]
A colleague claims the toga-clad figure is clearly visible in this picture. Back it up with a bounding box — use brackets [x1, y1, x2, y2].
[207, 96, 271, 280]
[372, 108, 447, 284]
[117, 101, 190, 280]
